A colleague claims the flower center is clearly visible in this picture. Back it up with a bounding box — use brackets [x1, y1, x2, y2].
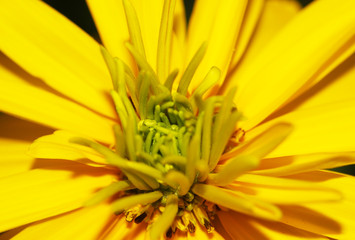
[138, 95, 196, 160]
[72, 46, 241, 237]
[70, 0, 247, 239]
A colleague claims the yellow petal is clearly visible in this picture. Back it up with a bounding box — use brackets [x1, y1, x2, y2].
[0, 115, 52, 177]
[279, 171, 355, 239]
[9, 202, 114, 240]
[224, 0, 301, 90]
[0, 138, 35, 178]
[29, 130, 107, 165]
[229, 0, 265, 67]
[193, 183, 281, 221]
[233, 0, 355, 130]
[0, 162, 115, 232]
[275, 53, 355, 116]
[0, 53, 115, 143]
[132, 0, 164, 70]
[209, 155, 259, 186]
[187, 0, 248, 90]
[218, 210, 328, 240]
[222, 122, 293, 161]
[253, 152, 355, 177]
[0, 0, 115, 118]
[169, 0, 186, 86]
[86, 0, 134, 68]
[248, 100, 355, 158]
[99, 215, 147, 240]
[186, 222, 224, 240]
[236, 0, 300, 65]
[232, 174, 341, 204]
[286, 170, 355, 201]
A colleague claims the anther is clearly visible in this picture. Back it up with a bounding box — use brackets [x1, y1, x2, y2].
[188, 222, 196, 233]
[165, 227, 173, 238]
[134, 212, 147, 224]
[204, 220, 214, 233]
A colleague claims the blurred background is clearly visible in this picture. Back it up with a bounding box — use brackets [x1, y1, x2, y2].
[39, 0, 355, 176]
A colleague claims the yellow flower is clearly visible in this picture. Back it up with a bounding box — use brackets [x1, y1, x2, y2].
[0, 0, 355, 239]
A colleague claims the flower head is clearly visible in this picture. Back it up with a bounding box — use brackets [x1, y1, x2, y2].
[1, 0, 355, 239]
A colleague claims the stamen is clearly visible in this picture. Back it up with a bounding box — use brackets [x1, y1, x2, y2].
[185, 112, 204, 185]
[164, 69, 179, 91]
[177, 42, 207, 95]
[124, 115, 137, 162]
[149, 195, 178, 240]
[192, 66, 221, 98]
[125, 42, 155, 75]
[165, 170, 190, 196]
[175, 217, 188, 232]
[192, 205, 214, 233]
[157, 0, 176, 81]
[209, 92, 242, 171]
[84, 180, 134, 207]
[134, 211, 147, 224]
[111, 90, 128, 128]
[125, 205, 142, 222]
[223, 122, 294, 160]
[124, 171, 151, 190]
[182, 211, 197, 233]
[208, 155, 259, 186]
[165, 227, 173, 238]
[70, 138, 165, 183]
[113, 124, 126, 157]
[161, 155, 186, 168]
[138, 71, 151, 119]
[112, 191, 163, 214]
[122, 0, 146, 58]
[134, 171, 159, 189]
[192, 184, 282, 221]
[100, 46, 118, 91]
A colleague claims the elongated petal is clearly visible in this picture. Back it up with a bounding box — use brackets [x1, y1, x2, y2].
[223, 122, 293, 161]
[273, 53, 355, 117]
[0, 0, 116, 118]
[29, 130, 107, 165]
[86, 0, 133, 68]
[9, 202, 114, 240]
[218, 211, 328, 240]
[232, 174, 341, 204]
[229, 0, 265, 67]
[0, 139, 35, 178]
[0, 54, 115, 143]
[286, 170, 355, 202]
[279, 171, 355, 239]
[0, 163, 115, 232]
[225, 0, 301, 88]
[170, 0, 186, 75]
[233, 0, 355, 130]
[209, 155, 259, 186]
[253, 152, 355, 177]
[186, 223, 224, 240]
[132, 0, 164, 70]
[192, 184, 281, 221]
[187, 0, 248, 90]
[0, 115, 52, 177]
[99, 215, 147, 240]
[248, 100, 355, 158]
[237, 0, 301, 64]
